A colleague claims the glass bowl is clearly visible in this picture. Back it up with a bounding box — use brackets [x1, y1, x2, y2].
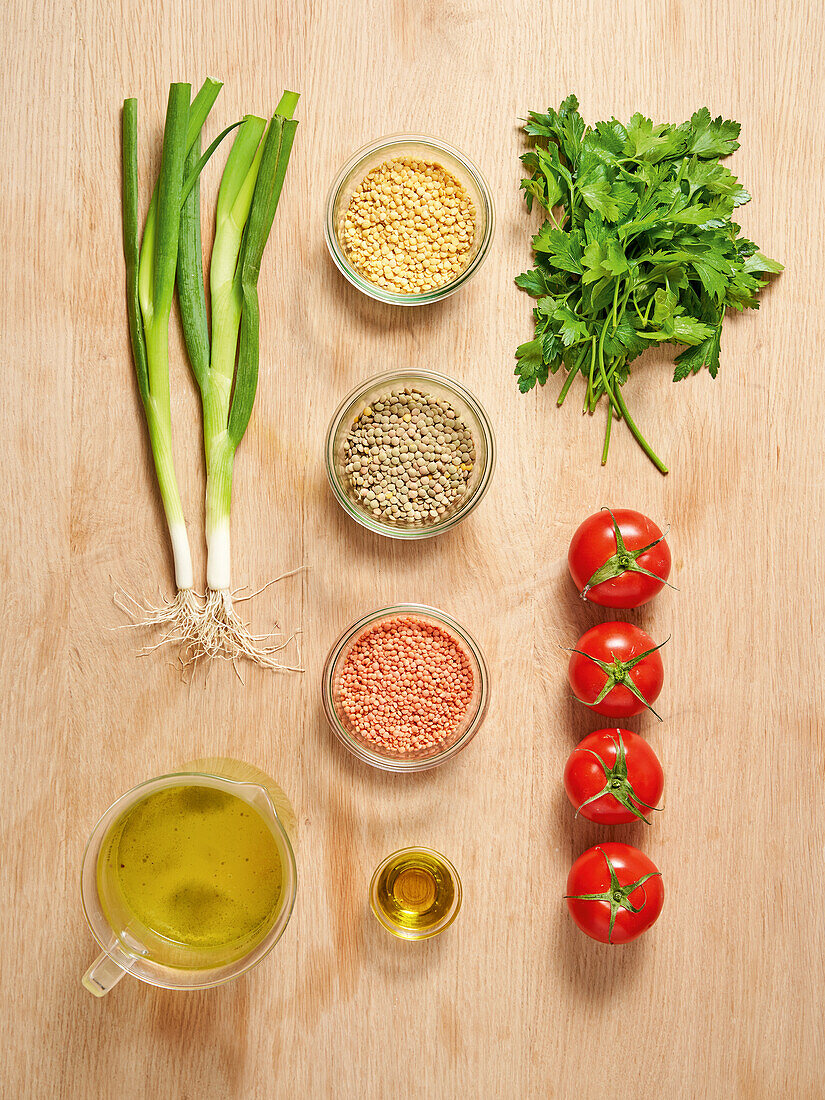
[325, 368, 496, 540]
[369, 847, 463, 940]
[321, 604, 490, 773]
[324, 133, 495, 305]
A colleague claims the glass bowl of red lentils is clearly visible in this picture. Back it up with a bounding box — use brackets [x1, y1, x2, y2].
[324, 134, 495, 305]
[322, 604, 490, 772]
[326, 369, 495, 539]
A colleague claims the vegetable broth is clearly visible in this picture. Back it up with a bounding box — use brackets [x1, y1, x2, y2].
[97, 784, 283, 967]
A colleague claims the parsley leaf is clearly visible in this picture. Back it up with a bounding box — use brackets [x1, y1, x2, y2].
[674, 319, 723, 379]
[553, 304, 591, 346]
[514, 339, 548, 391]
[681, 107, 741, 158]
[514, 268, 552, 298]
[532, 223, 583, 273]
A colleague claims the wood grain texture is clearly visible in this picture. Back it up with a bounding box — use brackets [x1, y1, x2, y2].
[1, 0, 823, 1096]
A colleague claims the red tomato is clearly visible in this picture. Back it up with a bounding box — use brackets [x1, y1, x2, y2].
[563, 728, 664, 824]
[565, 842, 664, 944]
[568, 621, 666, 718]
[568, 508, 671, 608]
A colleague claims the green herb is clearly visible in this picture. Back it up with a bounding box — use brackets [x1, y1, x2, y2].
[515, 95, 782, 473]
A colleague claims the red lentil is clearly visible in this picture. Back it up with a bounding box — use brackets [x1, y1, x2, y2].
[337, 616, 474, 755]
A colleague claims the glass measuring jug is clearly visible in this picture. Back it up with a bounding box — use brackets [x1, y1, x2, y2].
[80, 771, 297, 996]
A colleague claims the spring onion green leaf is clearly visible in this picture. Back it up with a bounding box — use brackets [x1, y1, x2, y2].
[177, 134, 211, 394]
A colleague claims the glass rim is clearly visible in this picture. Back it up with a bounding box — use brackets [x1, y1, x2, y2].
[325, 368, 496, 540]
[323, 132, 495, 306]
[80, 771, 297, 990]
[321, 603, 490, 773]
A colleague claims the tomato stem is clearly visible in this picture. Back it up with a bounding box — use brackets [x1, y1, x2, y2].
[576, 734, 664, 823]
[580, 507, 676, 599]
[568, 638, 669, 721]
[564, 847, 661, 944]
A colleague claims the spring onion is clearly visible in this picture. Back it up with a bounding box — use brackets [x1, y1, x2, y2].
[120, 78, 223, 643]
[177, 91, 300, 666]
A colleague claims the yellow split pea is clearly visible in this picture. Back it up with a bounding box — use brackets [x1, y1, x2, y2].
[342, 157, 476, 294]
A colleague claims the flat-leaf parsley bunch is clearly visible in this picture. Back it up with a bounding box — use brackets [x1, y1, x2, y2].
[515, 95, 782, 472]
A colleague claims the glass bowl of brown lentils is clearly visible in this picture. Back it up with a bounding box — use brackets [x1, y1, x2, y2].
[325, 369, 496, 539]
[324, 135, 495, 305]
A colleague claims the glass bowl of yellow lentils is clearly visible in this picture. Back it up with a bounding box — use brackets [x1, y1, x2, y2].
[324, 134, 495, 305]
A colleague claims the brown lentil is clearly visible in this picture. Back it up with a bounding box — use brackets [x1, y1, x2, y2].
[341, 156, 476, 294]
[343, 387, 475, 527]
[337, 616, 475, 755]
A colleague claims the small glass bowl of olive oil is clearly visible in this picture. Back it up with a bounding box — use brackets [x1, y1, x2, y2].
[369, 847, 462, 940]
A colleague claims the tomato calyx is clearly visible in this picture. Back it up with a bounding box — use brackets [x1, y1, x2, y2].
[576, 731, 663, 824]
[564, 846, 662, 944]
[568, 636, 669, 720]
[580, 508, 673, 600]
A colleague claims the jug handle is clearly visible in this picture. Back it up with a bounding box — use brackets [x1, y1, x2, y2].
[82, 945, 130, 997]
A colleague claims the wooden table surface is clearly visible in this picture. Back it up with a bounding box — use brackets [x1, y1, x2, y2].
[3, 1, 823, 1096]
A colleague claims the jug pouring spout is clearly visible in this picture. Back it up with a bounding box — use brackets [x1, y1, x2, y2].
[238, 781, 281, 825]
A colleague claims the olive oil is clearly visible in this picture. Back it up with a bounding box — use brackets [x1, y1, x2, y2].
[97, 784, 283, 968]
[370, 847, 462, 939]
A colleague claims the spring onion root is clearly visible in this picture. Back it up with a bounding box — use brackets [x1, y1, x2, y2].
[113, 586, 203, 654]
[177, 91, 301, 669]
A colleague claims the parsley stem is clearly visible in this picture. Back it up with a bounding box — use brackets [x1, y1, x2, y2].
[619, 284, 633, 320]
[585, 335, 597, 412]
[558, 348, 584, 406]
[612, 384, 669, 474]
[604, 354, 618, 382]
[598, 361, 622, 419]
[603, 357, 621, 414]
[601, 404, 614, 465]
[558, 368, 577, 405]
[597, 321, 623, 421]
